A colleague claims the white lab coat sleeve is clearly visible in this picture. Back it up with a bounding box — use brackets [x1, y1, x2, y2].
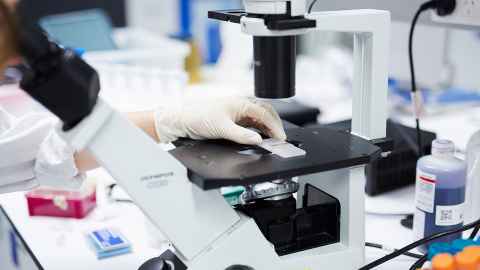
[0, 106, 15, 134]
[34, 130, 85, 190]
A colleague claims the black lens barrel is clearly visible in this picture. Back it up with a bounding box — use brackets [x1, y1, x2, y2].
[253, 36, 296, 99]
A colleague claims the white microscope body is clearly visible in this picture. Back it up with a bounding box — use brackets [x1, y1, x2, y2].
[54, 1, 391, 269]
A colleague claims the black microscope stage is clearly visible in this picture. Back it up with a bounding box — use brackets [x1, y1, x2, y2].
[170, 127, 381, 190]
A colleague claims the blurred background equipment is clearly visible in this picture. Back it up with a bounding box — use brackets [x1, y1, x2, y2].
[16, 0, 127, 27]
[39, 9, 117, 52]
[323, 119, 437, 196]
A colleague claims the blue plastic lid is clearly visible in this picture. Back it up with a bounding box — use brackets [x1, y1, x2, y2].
[73, 48, 86, 57]
[451, 239, 476, 254]
[428, 242, 452, 260]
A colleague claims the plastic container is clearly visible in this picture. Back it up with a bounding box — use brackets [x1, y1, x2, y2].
[466, 130, 480, 224]
[432, 253, 456, 270]
[84, 28, 190, 71]
[429, 242, 454, 260]
[455, 251, 478, 270]
[451, 239, 478, 254]
[26, 185, 97, 219]
[414, 139, 467, 252]
[463, 246, 480, 267]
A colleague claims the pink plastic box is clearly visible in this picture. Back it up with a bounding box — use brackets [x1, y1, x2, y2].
[26, 187, 96, 219]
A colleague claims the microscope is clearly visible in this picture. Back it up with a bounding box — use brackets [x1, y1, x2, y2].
[17, 1, 391, 269]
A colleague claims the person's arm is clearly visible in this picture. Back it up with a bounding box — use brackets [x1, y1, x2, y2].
[74, 111, 158, 172]
[74, 96, 287, 173]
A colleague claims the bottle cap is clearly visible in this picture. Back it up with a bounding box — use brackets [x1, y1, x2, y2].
[432, 253, 456, 270]
[452, 239, 477, 254]
[432, 139, 455, 156]
[455, 251, 478, 270]
[429, 242, 453, 260]
[463, 246, 480, 263]
[464, 246, 480, 255]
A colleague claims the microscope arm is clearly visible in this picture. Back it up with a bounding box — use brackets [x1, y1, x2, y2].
[17, 26, 240, 261]
[57, 99, 240, 260]
[306, 10, 390, 140]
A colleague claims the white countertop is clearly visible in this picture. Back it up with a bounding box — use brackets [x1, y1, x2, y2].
[0, 169, 420, 270]
[0, 169, 168, 270]
[2, 57, 479, 270]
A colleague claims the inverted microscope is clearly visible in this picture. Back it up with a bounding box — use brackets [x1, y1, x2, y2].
[17, 1, 391, 269]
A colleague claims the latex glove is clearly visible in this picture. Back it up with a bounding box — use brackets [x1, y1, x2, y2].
[154, 96, 287, 145]
[35, 130, 85, 190]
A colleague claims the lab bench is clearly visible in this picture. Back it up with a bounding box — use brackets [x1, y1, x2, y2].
[0, 169, 165, 270]
[0, 169, 418, 270]
[1, 103, 479, 270]
[2, 68, 480, 269]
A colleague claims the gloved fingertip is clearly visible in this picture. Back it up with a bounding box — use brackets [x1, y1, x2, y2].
[244, 132, 263, 145]
[277, 132, 288, 141]
[270, 126, 287, 141]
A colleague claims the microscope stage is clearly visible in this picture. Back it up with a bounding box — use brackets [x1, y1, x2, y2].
[170, 127, 381, 190]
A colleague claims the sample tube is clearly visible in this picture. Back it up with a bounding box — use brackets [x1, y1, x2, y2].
[463, 246, 480, 268]
[432, 253, 456, 270]
[455, 251, 478, 270]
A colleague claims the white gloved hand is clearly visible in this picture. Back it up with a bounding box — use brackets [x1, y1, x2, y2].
[154, 96, 287, 145]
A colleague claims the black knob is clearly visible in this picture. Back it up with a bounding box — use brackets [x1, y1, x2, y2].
[225, 265, 255, 270]
[139, 258, 171, 270]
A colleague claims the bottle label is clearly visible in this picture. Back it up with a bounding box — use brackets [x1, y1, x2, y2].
[436, 203, 465, 226]
[414, 208, 426, 239]
[415, 170, 437, 213]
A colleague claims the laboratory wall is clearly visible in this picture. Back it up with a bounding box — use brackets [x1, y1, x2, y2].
[390, 22, 480, 91]
[313, 0, 438, 23]
[305, 0, 480, 91]
[127, 0, 178, 35]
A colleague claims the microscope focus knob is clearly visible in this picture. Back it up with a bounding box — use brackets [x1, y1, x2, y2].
[138, 250, 186, 270]
[225, 265, 255, 270]
[138, 258, 173, 270]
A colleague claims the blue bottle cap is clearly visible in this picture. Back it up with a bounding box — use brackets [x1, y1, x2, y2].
[428, 242, 452, 260]
[451, 239, 476, 254]
[73, 48, 86, 57]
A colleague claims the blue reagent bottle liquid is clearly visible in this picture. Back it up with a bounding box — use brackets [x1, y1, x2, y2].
[414, 139, 467, 252]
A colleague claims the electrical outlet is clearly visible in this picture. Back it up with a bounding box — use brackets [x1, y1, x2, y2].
[431, 0, 480, 26]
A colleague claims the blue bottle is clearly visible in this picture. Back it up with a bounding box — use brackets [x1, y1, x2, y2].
[414, 139, 467, 252]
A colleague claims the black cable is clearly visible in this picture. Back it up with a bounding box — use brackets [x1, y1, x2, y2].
[409, 255, 428, 270]
[409, 3, 432, 157]
[405, 223, 480, 270]
[366, 242, 424, 259]
[359, 217, 480, 270]
[408, 196, 480, 270]
[409, 0, 456, 157]
[470, 225, 480, 240]
[308, 0, 319, 13]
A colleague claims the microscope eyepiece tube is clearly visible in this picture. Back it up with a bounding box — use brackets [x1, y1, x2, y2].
[253, 36, 296, 99]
